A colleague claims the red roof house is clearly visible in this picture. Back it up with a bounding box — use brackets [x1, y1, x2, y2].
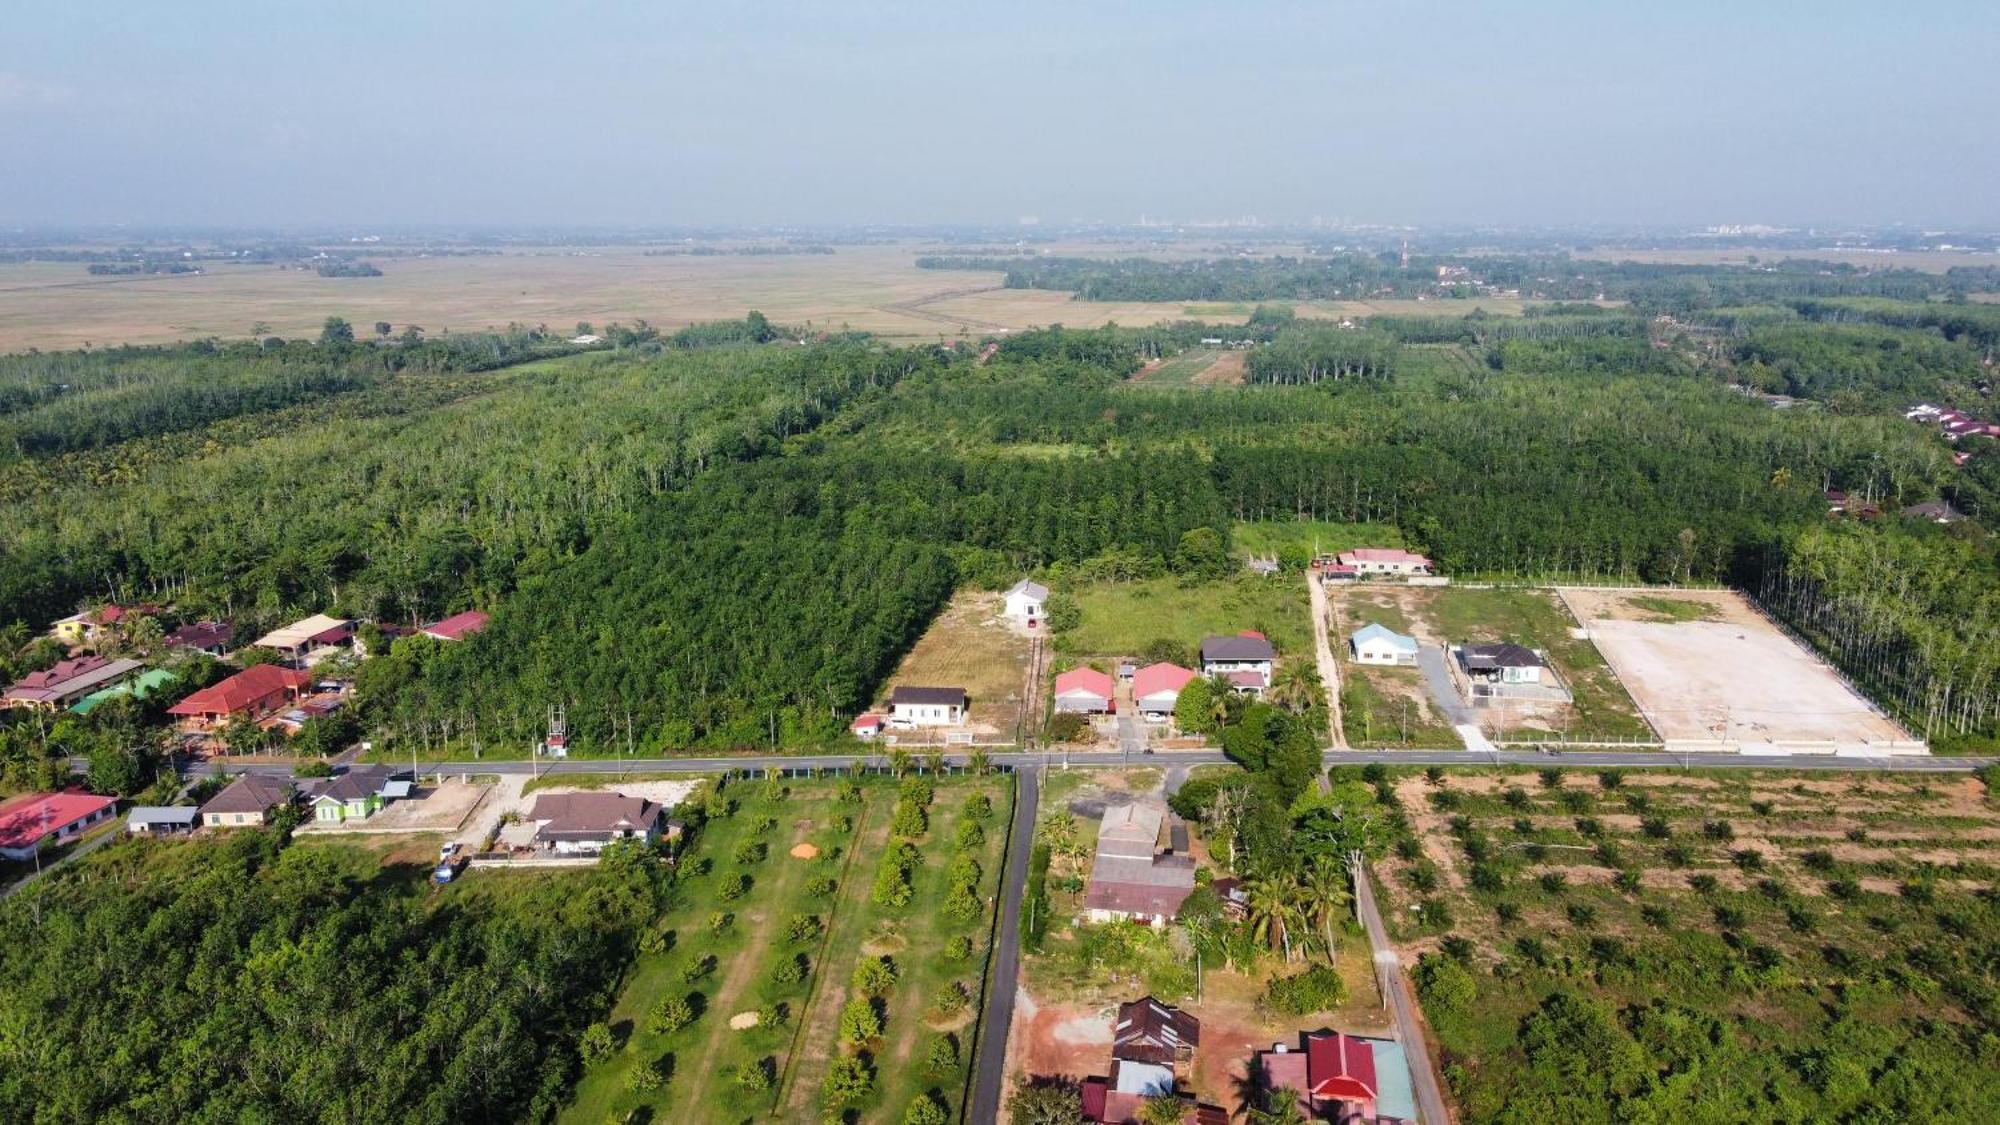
[167, 665, 311, 722]
[1054, 667, 1116, 714]
[422, 610, 491, 641]
[0, 792, 118, 860]
[1132, 663, 1196, 718]
[850, 713, 884, 740]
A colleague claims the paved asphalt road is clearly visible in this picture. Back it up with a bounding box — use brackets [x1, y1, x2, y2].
[967, 763, 1038, 1125]
[1353, 855, 1452, 1124]
[208, 747, 1996, 779]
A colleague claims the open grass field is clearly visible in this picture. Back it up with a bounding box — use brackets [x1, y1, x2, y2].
[1368, 766, 2000, 1120]
[1135, 348, 1223, 385]
[876, 591, 1033, 740]
[0, 243, 1553, 351]
[1558, 588, 1917, 753]
[1062, 575, 1310, 664]
[1332, 585, 1652, 741]
[563, 773, 1010, 1125]
[1231, 519, 1405, 563]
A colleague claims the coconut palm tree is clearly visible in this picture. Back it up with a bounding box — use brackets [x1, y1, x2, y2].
[1301, 856, 1352, 963]
[1268, 663, 1323, 715]
[1241, 874, 1291, 956]
[1249, 1088, 1311, 1125]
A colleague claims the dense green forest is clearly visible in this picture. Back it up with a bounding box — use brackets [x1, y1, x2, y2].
[919, 252, 2000, 308]
[0, 830, 672, 1123]
[1, 289, 1996, 752]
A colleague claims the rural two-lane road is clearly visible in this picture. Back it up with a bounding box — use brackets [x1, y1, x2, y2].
[967, 763, 1038, 1124]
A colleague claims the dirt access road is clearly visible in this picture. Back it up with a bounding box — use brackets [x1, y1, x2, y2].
[1308, 572, 1349, 750]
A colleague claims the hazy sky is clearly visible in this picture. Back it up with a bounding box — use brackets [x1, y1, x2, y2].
[4, 1, 1996, 229]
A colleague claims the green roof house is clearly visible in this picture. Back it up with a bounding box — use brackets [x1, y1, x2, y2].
[70, 668, 179, 715]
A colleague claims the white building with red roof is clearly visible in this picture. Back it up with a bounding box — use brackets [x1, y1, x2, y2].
[1132, 663, 1196, 722]
[1053, 667, 1115, 714]
[1256, 1030, 1418, 1123]
[1336, 548, 1433, 577]
[422, 610, 491, 641]
[0, 791, 118, 860]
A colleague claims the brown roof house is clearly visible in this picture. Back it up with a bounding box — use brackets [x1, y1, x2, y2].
[1113, 996, 1201, 1067]
[199, 775, 296, 829]
[1080, 997, 1218, 1125]
[526, 792, 665, 856]
[1083, 800, 1195, 927]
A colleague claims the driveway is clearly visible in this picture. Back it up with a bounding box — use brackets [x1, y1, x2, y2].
[1417, 645, 1475, 727]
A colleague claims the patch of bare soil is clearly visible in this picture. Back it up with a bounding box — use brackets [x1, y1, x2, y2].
[1192, 350, 1247, 386]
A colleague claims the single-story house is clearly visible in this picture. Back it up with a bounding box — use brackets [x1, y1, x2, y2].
[4, 655, 146, 711]
[1004, 579, 1049, 625]
[1248, 557, 1281, 576]
[888, 685, 967, 728]
[1902, 499, 1966, 524]
[1200, 633, 1274, 694]
[127, 806, 200, 836]
[1349, 623, 1419, 667]
[251, 614, 354, 666]
[1054, 667, 1116, 714]
[1256, 1031, 1417, 1124]
[199, 774, 296, 828]
[0, 792, 119, 859]
[850, 713, 884, 740]
[1456, 642, 1548, 685]
[1132, 663, 1196, 722]
[1113, 996, 1200, 1068]
[166, 620, 234, 655]
[1336, 548, 1433, 577]
[1083, 801, 1196, 926]
[422, 610, 491, 641]
[71, 667, 179, 715]
[309, 766, 410, 823]
[526, 792, 664, 855]
[168, 664, 312, 724]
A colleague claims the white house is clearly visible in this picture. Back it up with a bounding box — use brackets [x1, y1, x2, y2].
[1003, 579, 1048, 625]
[1349, 623, 1420, 667]
[1336, 548, 1434, 577]
[1456, 643, 1547, 685]
[887, 685, 967, 728]
[1200, 633, 1275, 695]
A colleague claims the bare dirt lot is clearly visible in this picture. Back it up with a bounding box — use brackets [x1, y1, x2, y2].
[294, 780, 489, 834]
[1558, 588, 1916, 753]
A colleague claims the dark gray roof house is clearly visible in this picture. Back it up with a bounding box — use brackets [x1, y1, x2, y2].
[1458, 643, 1546, 672]
[889, 685, 968, 707]
[1199, 634, 1276, 663]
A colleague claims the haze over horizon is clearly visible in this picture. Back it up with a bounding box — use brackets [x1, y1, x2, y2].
[4, 1, 1997, 230]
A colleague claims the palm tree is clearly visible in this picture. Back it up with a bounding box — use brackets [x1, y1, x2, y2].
[1301, 857, 1352, 963]
[1268, 663, 1323, 715]
[924, 749, 946, 777]
[1204, 675, 1236, 730]
[1249, 1088, 1310, 1125]
[1136, 1095, 1187, 1125]
[1240, 874, 1291, 956]
[967, 747, 990, 776]
[888, 746, 912, 778]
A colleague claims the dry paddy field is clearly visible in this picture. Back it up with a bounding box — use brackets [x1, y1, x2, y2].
[0, 242, 1551, 352]
[1558, 587, 1917, 754]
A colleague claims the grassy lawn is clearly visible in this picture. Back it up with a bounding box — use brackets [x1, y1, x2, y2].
[777, 775, 1009, 1123]
[562, 779, 843, 1125]
[1231, 519, 1406, 563]
[1340, 666, 1460, 749]
[1369, 767, 2000, 1119]
[1063, 575, 1310, 663]
[567, 774, 1011, 1125]
[1426, 588, 1652, 741]
[1621, 594, 1724, 623]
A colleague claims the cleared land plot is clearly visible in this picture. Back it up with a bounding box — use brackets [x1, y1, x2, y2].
[1331, 585, 1651, 741]
[1559, 587, 1914, 752]
[1065, 575, 1310, 664]
[1368, 766, 2000, 1118]
[293, 780, 490, 834]
[1133, 348, 1222, 385]
[876, 591, 1033, 740]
